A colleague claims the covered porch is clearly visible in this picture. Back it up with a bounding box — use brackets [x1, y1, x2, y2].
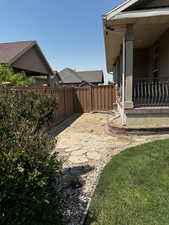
[113, 22, 169, 108]
[104, 10, 169, 126]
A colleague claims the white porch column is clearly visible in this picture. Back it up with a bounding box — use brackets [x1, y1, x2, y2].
[124, 24, 134, 109]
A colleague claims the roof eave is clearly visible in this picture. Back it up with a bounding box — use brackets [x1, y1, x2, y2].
[113, 7, 169, 21]
[34, 42, 54, 75]
[104, 0, 139, 21]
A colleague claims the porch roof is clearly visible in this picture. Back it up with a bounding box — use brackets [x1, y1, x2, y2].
[105, 0, 140, 20]
[109, 8, 169, 24]
[103, 6, 169, 72]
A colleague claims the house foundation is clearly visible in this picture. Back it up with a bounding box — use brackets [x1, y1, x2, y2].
[125, 108, 169, 127]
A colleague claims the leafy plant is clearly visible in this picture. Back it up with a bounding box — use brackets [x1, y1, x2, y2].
[0, 63, 35, 86]
[0, 89, 65, 225]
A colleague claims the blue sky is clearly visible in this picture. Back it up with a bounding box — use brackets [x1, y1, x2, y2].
[1, 0, 124, 82]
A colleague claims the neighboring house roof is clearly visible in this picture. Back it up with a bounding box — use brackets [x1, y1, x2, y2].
[78, 80, 96, 87]
[0, 41, 54, 75]
[78, 71, 104, 83]
[59, 68, 81, 84]
[58, 68, 104, 85]
[0, 41, 34, 63]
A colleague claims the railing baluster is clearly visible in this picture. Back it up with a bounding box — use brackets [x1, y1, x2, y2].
[164, 81, 167, 104]
[162, 80, 165, 105]
[133, 77, 169, 107]
[145, 80, 147, 105]
[141, 80, 143, 105]
[157, 80, 160, 105]
[148, 79, 150, 106]
[166, 81, 169, 104]
[151, 80, 154, 105]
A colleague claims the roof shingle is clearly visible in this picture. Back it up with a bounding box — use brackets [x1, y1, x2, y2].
[78, 70, 103, 83]
[59, 68, 81, 84]
[0, 41, 34, 63]
[59, 68, 104, 84]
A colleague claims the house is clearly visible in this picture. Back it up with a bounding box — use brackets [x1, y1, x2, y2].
[57, 68, 104, 86]
[33, 75, 59, 87]
[53, 71, 62, 87]
[0, 41, 54, 87]
[35, 71, 61, 88]
[103, 0, 169, 127]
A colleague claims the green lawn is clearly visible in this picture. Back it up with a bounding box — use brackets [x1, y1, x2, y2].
[85, 139, 169, 225]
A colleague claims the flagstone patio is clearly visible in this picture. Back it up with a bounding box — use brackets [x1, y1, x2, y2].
[50, 112, 169, 225]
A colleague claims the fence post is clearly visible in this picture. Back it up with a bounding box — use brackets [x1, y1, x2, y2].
[63, 87, 66, 118]
[73, 87, 76, 113]
[90, 86, 93, 112]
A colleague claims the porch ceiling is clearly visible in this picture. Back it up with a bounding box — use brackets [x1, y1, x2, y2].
[134, 24, 169, 48]
[104, 22, 169, 72]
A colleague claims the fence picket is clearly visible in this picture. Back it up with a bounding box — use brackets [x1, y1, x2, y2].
[0, 85, 116, 125]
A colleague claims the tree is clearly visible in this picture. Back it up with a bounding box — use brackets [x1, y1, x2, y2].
[0, 63, 35, 87]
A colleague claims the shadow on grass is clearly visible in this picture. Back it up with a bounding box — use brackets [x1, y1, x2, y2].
[84, 211, 96, 225]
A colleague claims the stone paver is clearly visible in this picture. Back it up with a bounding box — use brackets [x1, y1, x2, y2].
[54, 113, 127, 167]
[50, 112, 169, 225]
[69, 155, 89, 164]
[87, 152, 101, 160]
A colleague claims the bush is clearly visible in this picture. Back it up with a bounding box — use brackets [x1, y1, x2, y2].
[0, 90, 65, 225]
[0, 64, 35, 87]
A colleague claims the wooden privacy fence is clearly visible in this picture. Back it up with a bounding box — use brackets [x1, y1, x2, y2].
[74, 85, 116, 112]
[11, 87, 75, 124]
[2, 85, 116, 124]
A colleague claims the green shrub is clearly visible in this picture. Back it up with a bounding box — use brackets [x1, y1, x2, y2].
[0, 90, 65, 225]
[0, 64, 35, 87]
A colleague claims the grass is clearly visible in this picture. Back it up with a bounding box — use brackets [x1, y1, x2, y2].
[85, 139, 169, 225]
